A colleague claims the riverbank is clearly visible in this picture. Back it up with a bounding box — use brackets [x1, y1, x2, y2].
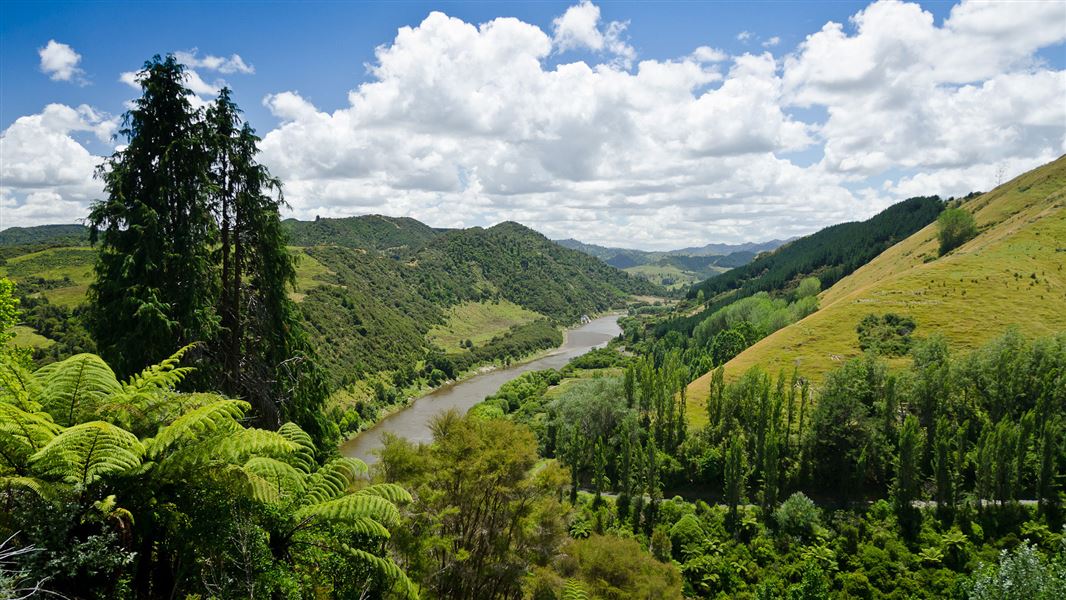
[339, 314, 623, 464]
[335, 309, 626, 442]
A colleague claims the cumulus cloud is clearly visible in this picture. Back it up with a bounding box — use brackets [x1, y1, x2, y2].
[552, 0, 636, 68]
[784, 0, 1066, 179]
[6, 1, 1066, 249]
[762, 36, 781, 48]
[38, 40, 87, 84]
[0, 104, 117, 228]
[174, 49, 255, 74]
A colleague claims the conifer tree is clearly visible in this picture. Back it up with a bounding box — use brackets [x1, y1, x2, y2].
[88, 55, 218, 378]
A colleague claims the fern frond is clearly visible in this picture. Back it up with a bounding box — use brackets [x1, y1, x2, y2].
[277, 422, 316, 472]
[0, 357, 42, 412]
[122, 344, 196, 393]
[296, 493, 400, 526]
[0, 475, 56, 501]
[340, 545, 419, 600]
[30, 421, 143, 487]
[354, 483, 413, 504]
[215, 428, 298, 463]
[0, 404, 60, 471]
[562, 579, 591, 600]
[146, 399, 248, 458]
[243, 457, 305, 499]
[302, 457, 368, 505]
[34, 354, 122, 426]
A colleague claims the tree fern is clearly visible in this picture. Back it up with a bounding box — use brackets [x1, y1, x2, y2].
[213, 428, 299, 463]
[340, 545, 420, 600]
[0, 357, 42, 412]
[243, 456, 305, 499]
[352, 483, 413, 504]
[146, 398, 248, 458]
[296, 493, 400, 527]
[277, 422, 316, 472]
[301, 457, 368, 504]
[562, 579, 591, 600]
[30, 421, 143, 487]
[34, 354, 122, 426]
[0, 404, 59, 472]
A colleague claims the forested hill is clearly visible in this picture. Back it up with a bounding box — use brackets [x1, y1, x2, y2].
[282, 214, 441, 252]
[688, 195, 944, 302]
[1, 214, 660, 405]
[554, 236, 785, 289]
[0, 224, 89, 249]
[657, 195, 943, 337]
[417, 221, 659, 320]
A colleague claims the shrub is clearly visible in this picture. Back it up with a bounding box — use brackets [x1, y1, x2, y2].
[937, 207, 977, 256]
[857, 313, 916, 356]
[775, 492, 821, 540]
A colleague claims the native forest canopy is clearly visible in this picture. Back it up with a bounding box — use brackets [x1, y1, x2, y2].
[1, 53, 1065, 600]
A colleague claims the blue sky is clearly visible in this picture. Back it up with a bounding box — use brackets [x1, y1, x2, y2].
[2, 1, 899, 137]
[2, 1, 1064, 248]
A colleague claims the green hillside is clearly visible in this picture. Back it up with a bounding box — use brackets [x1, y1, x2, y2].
[658, 195, 944, 338]
[685, 155, 1066, 425]
[0, 223, 89, 247]
[283, 214, 440, 252]
[2, 217, 657, 397]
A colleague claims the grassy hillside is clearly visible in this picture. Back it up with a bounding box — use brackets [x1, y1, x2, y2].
[428, 300, 541, 352]
[0, 247, 95, 307]
[684, 155, 1066, 426]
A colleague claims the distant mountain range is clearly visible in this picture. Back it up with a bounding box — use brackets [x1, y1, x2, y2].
[553, 237, 788, 289]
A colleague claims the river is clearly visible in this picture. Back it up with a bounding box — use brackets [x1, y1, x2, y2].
[339, 314, 622, 465]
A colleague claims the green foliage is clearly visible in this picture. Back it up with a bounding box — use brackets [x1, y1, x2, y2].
[858, 312, 917, 355]
[967, 542, 1066, 599]
[774, 492, 820, 540]
[0, 350, 415, 599]
[675, 195, 942, 336]
[937, 206, 978, 256]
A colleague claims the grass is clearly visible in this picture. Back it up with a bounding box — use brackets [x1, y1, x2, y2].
[427, 299, 543, 352]
[0, 247, 95, 307]
[624, 264, 712, 289]
[289, 247, 336, 302]
[684, 156, 1066, 428]
[8, 325, 55, 349]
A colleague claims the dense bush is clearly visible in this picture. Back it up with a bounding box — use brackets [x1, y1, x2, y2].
[937, 207, 978, 256]
[857, 312, 917, 355]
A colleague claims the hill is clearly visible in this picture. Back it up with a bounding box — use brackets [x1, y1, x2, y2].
[684, 155, 1066, 424]
[554, 237, 784, 289]
[659, 195, 943, 338]
[282, 214, 440, 252]
[2, 216, 658, 397]
[0, 224, 90, 247]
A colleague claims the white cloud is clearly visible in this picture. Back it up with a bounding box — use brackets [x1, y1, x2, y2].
[6, 1, 1065, 249]
[691, 46, 729, 63]
[553, 1, 636, 68]
[762, 36, 781, 48]
[174, 49, 255, 74]
[38, 40, 87, 84]
[736, 31, 753, 43]
[0, 104, 117, 228]
[784, 0, 1066, 182]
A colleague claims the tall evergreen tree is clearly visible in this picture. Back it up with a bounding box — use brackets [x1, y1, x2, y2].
[88, 55, 218, 378]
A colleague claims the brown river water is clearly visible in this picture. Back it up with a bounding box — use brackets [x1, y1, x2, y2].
[339, 314, 622, 465]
